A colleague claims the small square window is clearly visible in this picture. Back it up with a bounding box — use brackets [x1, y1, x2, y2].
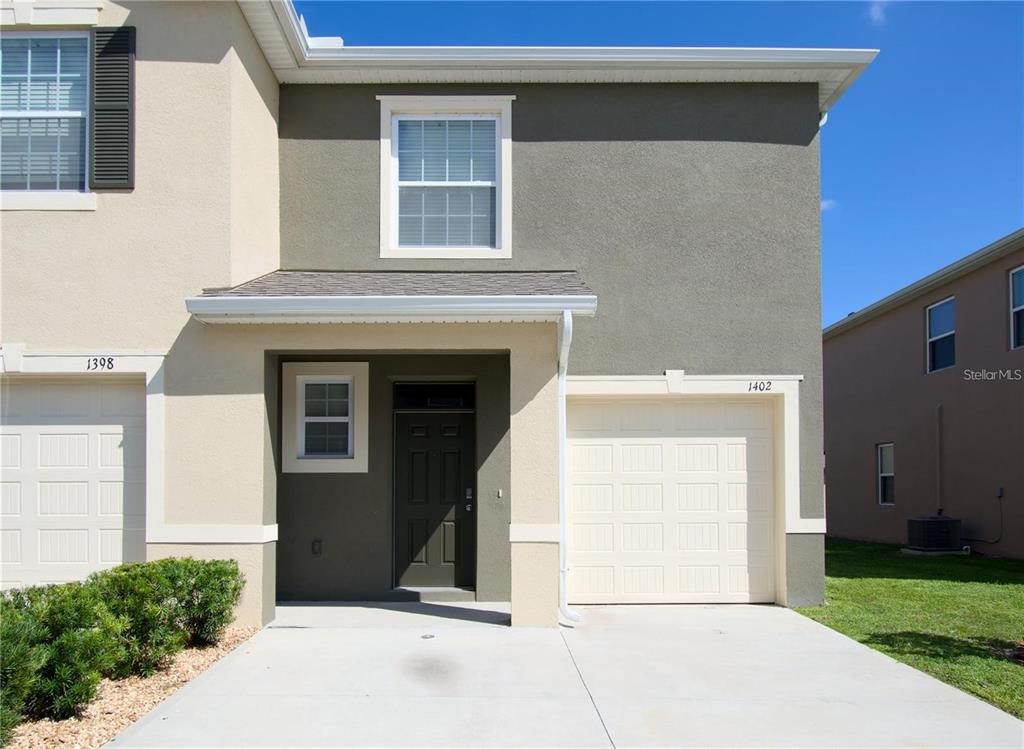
[299, 378, 352, 459]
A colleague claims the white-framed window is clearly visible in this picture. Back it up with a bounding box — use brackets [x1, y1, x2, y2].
[1011, 265, 1024, 350]
[283, 362, 369, 473]
[297, 377, 352, 459]
[0, 32, 90, 192]
[926, 296, 955, 373]
[378, 95, 513, 259]
[877, 443, 895, 505]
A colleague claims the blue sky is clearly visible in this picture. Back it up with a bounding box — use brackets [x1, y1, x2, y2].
[295, 1, 1024, 326]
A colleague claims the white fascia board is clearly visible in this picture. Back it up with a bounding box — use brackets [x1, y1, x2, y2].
[186, 294, 598, 323]
[242, 1, 875, 112]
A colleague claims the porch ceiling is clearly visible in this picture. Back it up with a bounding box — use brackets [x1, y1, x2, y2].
[185, 270, 597, 324]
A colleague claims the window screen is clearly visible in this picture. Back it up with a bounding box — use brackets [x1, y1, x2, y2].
[0, 36, 88, 191]
[396, 118, 497, 248]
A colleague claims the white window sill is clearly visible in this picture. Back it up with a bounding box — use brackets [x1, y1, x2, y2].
[381, 246, 512, 260]
[1, 192, 98, 211]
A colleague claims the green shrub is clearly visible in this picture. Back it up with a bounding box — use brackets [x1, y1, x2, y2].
[155, 558, 245, 646]
[2, 583, 124, 721]
[0, 556, 243, 735]
[88, 564, 185, 677]
[0, 598, 44, 745]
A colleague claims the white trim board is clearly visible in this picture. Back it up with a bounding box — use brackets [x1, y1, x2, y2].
[378, 96, 514, 259]
[566, 370, 823, 535]
[185, 294, 597, 324]
[0, 191, 97, 211]
[282, 362, 369, 474]
[0, 0, 103, 26]
[236, 0, 875, 113]
[0, 345, 278, 545]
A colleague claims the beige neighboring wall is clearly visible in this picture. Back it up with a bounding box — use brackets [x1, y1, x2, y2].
[163, 321, 561, 625]
[0, 0, 280, 349]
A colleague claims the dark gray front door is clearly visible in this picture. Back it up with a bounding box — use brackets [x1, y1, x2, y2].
[394, 412, 476, 588]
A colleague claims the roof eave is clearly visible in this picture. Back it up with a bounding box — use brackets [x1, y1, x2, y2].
[823, 228, 1024, 340]
[239, 0, 876, 113]
[185, 294, 598, 324]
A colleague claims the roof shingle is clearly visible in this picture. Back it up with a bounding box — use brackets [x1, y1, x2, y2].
[203, 270, 593, 298]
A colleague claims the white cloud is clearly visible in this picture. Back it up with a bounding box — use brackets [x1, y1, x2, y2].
[821, 199, 839, 212]
[868, 1, 888, 26]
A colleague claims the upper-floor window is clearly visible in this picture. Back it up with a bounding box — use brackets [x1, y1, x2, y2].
[926, 296, 955, 372]
[1011, 265, 1024, 350]
[877, 443, 895, 505]
[378, 96, 513, 259]
[0, 33, 89, 192]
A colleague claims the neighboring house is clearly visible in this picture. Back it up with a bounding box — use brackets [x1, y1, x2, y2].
[0, 0, 876, 626]
[823, 229, 1024, 559]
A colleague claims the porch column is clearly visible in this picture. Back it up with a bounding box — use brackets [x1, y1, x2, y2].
[508, 325, 561, 626]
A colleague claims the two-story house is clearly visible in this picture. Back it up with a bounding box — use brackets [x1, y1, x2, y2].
[0, 0, 876, 626]
[823, 229, 1024, 559]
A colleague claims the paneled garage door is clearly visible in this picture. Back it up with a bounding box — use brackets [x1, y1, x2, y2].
[0, 378, 146, 588]
[568, 398, 775, 603]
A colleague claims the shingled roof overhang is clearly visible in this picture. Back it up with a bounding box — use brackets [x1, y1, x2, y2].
[238, 0, 877, 115]
[185, 271, 597, 324]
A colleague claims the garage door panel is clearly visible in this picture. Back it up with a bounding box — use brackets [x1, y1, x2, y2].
[569, 398, 775, 604]
[0, 379, 146, 588]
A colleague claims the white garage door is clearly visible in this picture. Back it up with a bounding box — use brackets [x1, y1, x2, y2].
[568, 398, 775, 603]
[0, 378, 146, 588]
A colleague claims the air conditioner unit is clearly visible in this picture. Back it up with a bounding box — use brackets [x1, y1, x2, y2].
[907, 515, 962, 551]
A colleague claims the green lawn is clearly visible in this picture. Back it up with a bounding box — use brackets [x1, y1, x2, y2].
[798, 538, 1024, 719]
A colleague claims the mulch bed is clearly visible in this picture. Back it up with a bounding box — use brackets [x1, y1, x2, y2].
[8, 627, 259, 749]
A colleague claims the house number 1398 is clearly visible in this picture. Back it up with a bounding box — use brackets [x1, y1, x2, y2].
[86, 357, 115, 371]
[748, 380, 772, 392]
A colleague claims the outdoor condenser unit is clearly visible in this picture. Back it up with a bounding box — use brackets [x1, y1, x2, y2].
[907, 515, 962, 551]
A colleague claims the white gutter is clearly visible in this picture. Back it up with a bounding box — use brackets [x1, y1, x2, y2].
[242, 0, 876, 113]
[557, 310, 582, 626]
[185, 294, 598, 324]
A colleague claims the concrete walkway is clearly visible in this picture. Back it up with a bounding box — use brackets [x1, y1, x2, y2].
[109, 603, 1023, 747]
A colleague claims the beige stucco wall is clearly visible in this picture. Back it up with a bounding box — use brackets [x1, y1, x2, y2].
[0, 1, 281, 625]
[0, 0, 279, 348]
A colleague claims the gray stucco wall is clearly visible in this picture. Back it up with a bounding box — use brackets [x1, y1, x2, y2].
[278, 82, 825, 603]
[272, 353, 510, 602]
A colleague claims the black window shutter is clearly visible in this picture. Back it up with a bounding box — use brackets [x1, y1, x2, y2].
[90, 27, 135, 190]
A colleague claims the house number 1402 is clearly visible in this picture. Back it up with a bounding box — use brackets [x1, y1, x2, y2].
[86, 357, 115, 371]
[747, 380, 772, 392]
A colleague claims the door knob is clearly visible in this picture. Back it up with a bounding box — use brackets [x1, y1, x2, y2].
[465, 504, 473, 512]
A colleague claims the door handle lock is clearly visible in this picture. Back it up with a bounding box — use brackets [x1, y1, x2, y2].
[465, 488, 473, 500]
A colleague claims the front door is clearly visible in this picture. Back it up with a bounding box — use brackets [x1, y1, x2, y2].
[394, 411, 476, 588]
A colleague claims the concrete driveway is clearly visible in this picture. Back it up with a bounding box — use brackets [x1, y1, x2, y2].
[110, 603, 1022, 748]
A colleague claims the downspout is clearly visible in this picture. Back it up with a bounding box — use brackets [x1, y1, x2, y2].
[557, 310, 583, 625]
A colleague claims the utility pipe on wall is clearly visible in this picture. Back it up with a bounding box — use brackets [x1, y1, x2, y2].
[557, 310, 582, 625]
[935, 403, 944, 515]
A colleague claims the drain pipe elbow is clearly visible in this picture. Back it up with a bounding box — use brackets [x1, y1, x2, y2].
[557, 310, 583, 625]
